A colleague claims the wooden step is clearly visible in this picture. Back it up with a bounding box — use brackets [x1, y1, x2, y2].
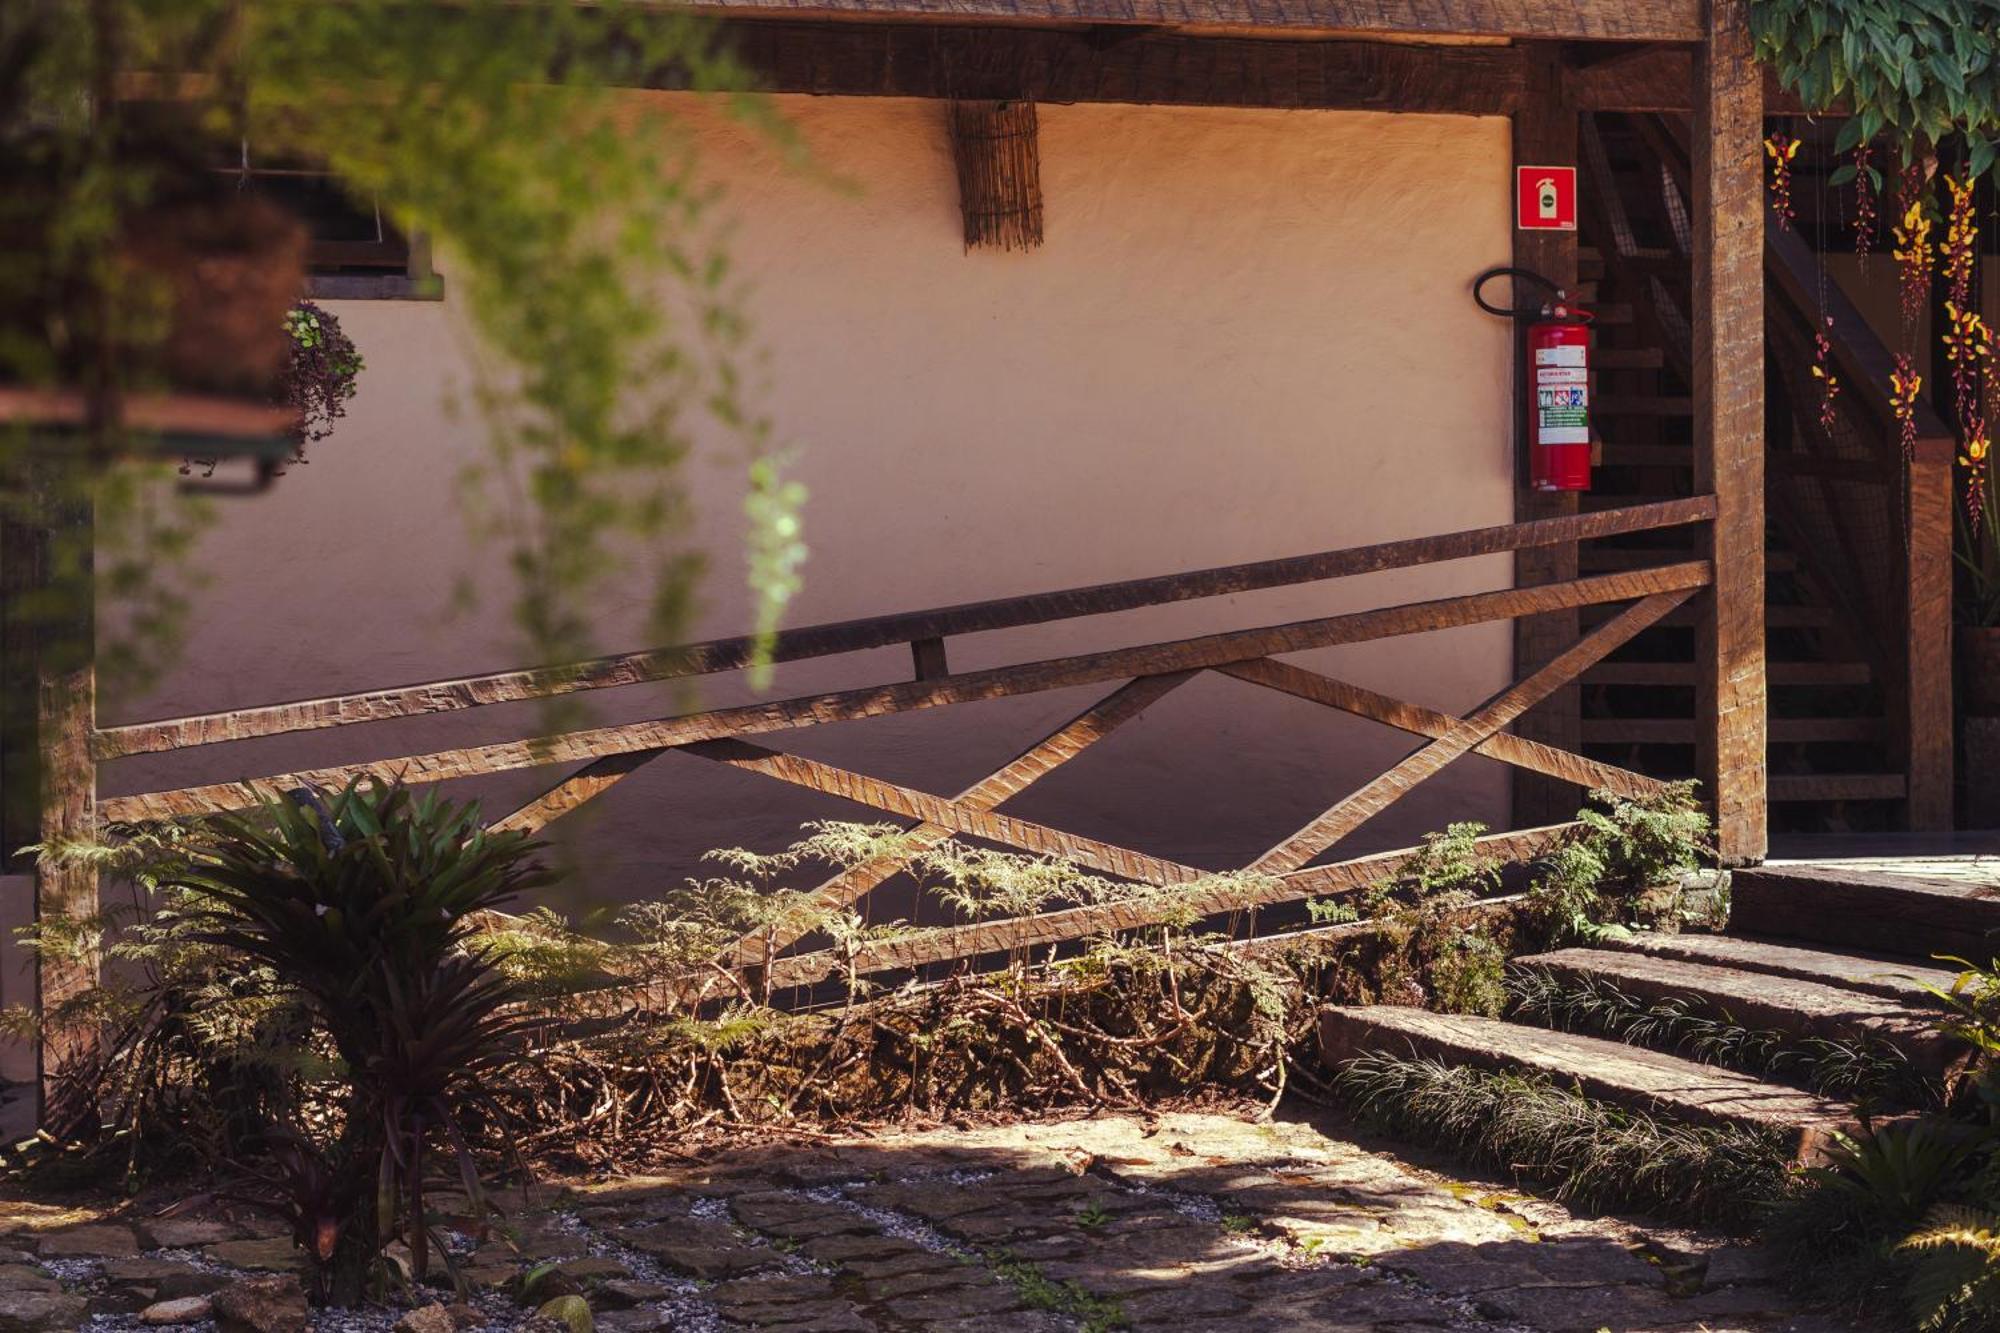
[1512, 947, 1950, 1073]
[1568, 544, 1797, 577]
[1318, 1005, 1854, 1162]
[1732, 864, 2000, 961]
[1593, 933, 1961, 1009]
[1582, 660, 1869, 687]
[1596, 395, 1693, 416]
[1580, 602, 1834, 629]
[1598, 444, 1692, 468]
[1579, 716, 1884, 745]
[1769, 773, 1906, 802]
[1590, 346, 1665, 371]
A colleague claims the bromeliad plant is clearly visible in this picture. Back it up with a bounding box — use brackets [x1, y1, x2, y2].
[171, 779, 556, 1302]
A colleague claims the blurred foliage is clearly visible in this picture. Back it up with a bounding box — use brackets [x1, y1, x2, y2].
[0, 0, 806, 701]
[1752, 2, 2000, 174]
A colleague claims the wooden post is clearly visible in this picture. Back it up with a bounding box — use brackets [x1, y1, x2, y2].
[0, 508, 40, 872]
[1510, 45, 1583, 829]
[1904, 440, 1955, 829]
[1691, 0, 1768, 864]
[29, 476, 97, 1124]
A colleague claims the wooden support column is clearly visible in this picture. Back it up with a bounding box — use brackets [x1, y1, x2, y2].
[1691, 0, 1768, 864]
[1510, 45, 1583, 828]
[29, 474, 97, 1123]
[1904, 439, 1955, 829]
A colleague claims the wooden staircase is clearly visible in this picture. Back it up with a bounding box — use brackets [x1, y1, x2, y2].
[1563, 113, 1954, 835]
[1319, 866, 1984, 1171]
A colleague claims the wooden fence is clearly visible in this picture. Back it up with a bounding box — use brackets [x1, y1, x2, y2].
[40, 498, 1723, 1031]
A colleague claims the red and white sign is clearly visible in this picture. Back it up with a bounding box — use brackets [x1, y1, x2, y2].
[1516, 165, 1577, 231]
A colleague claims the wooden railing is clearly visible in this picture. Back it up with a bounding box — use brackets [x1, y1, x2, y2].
[67, 500, 1717, 995]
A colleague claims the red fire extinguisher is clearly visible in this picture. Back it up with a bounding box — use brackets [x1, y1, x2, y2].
[1475, 267, 1593, 492]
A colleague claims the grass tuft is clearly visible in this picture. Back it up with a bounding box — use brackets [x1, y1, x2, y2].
[1504, 964, 1928, 1104]
[986, 1250, 1128, 1331]
[1332, 1052, 1792, 1224]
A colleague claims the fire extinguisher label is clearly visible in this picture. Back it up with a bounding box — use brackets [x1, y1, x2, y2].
[1534, 344, 1587, 367]
[1537, 384, 1589, 443]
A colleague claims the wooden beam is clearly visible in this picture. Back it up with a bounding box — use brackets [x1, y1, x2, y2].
[710, 20, 1533, 114]
[93, 498, 1716, 759]
[1248, 589, 1693, 872]
[756, 822, 1580, 991]
[1691, 0, 1768, 865]
[98, 561, 1713, 822]
[727, 671, 1194, 965]
[1217, 657, 1664, 798]
[682, 738, 1207, 884]
[690, 0, 1702, 41]
[28, 484, 96, 1127]
[1569, 48, 1827, 114]
[1510, 44, 1584, 829]
[1902, 448, 1954, 830]
[489, 750, 669, 836]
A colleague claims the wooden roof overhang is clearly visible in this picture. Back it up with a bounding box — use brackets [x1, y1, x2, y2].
[669, 3, 1806, 117]
[690, 0, 1702, 43]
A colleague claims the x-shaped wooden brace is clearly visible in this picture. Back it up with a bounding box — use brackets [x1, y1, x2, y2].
[685, 588, 1687, 963]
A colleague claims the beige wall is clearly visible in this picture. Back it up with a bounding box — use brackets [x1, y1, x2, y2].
[95, 95, 1520, 918]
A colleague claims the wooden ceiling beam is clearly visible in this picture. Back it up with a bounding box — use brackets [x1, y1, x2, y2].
[707, 20, 1534, 114]
[693, 0, 1700, 42]
[1569, 46, 1820, 114]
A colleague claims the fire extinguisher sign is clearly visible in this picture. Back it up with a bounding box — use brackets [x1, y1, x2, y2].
[1516, 166, 1577, 231]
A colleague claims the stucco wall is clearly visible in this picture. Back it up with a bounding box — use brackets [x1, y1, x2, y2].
[93, 95, 1519, 920]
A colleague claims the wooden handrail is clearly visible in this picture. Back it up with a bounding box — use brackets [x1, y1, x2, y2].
[93, 496, 1717, 760]
[98, 559, 1712, 822]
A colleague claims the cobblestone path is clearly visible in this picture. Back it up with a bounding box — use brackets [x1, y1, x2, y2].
[0, 1110, 1869, 1332]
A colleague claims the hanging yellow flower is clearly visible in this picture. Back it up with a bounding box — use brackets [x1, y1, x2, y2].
[1764, 134, 1801, 228]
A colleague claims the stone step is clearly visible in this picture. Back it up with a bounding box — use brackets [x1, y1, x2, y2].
[1731, 864, 2000, 961]
[1511, 947, 1951, 1073]
[1318, 1005, 1855, 1162]
[1593, 932, 1961, 1008]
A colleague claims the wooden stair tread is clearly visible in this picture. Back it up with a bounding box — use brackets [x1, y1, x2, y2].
[1769, 773, 1907, 802]
[1594, 933, 1960, 1009]
[1732, 864, 2000, 961]
[1580, 603, 1833, 629]
[1580, 716, 1883, 744]
[1596, 395, 1693, 416]
[1583, 661, 1870, 686]
[1318, 1005, 1853, 1159]
[1512, 947, 1948, 1071]
[1576, 548, 1791, 573]
[1589, 346, 1665, 370]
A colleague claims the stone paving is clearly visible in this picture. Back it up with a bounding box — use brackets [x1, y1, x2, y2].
[0, 1109, 1868, 1333]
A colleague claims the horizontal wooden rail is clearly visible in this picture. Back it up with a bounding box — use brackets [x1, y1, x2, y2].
[92, 498, 1717, 760]
[753, 823, 1579, 992]
[99, 560, 1712, 822]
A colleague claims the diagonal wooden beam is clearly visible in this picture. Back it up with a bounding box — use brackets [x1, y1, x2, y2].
[98, 562, 1712, 822]
[489, 749, 669, 836]
[1216, 658, 1664, 800]
[755, 822, 1580, 992]
[681, 737, 1207, 886]
[726, 672, 1195, 966]
[1248, 589, 1696, 874]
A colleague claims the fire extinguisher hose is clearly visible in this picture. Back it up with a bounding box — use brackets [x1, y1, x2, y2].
[1473, 266, 1571, 321]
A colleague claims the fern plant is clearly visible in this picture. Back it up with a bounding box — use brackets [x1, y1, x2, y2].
[1902, 1205, 2000, 1332]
